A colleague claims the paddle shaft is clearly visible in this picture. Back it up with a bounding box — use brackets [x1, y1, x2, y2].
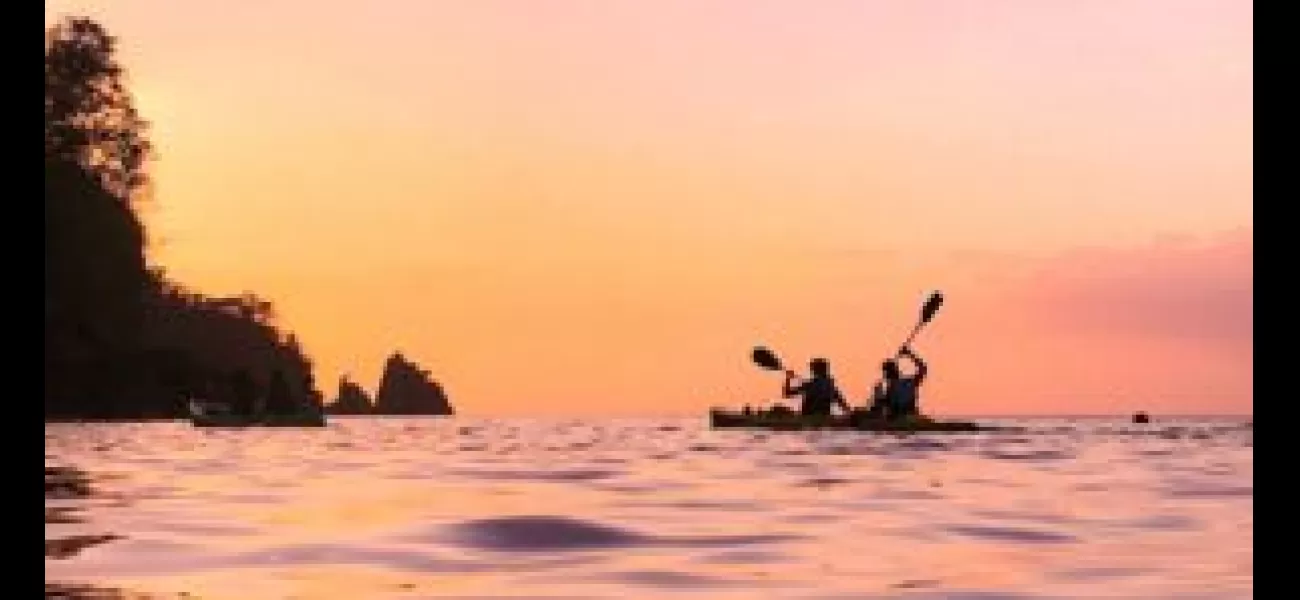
[898, 322, 925, 354]
[868, 316, 935, 397]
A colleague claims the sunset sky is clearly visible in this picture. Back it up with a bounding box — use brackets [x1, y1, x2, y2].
[46, 1, 1252, 416]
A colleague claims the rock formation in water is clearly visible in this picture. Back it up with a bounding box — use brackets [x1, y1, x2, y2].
[327, 376, 373, 414]
[373, 352, 454, 415]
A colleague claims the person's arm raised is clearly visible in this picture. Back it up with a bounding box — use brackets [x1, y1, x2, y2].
[901, 346, 928, 386]
[781, 371, 802, 398]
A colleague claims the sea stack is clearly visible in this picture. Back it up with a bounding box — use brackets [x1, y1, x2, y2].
[373, 352, 454, 415]
[327, 376, 373, 415]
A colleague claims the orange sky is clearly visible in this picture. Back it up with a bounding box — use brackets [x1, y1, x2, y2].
[46, 1, 1252, 416]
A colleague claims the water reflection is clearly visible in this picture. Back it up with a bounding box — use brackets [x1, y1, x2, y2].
[46, 465, 142, 599]
[46, 465, 122, 560]
[45, 417, 1251, 599]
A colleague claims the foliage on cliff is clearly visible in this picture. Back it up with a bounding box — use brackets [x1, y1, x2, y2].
[45, 17, 320, 418]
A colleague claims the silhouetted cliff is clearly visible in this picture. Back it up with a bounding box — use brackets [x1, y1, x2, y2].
[327, 376, 373, 415]
[137, 277, 323, 415]
[373, 353, 454, 415]
[45, 157, 152, 417]
[44, 17, 322, 419]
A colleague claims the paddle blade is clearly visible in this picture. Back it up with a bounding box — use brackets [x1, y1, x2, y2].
[751, 346, 784, 371]
[920, 291, 944, 323]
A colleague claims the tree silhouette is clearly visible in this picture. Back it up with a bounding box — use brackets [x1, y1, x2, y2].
[45, 16, 323, 419]
[45, 17, 151, 202]
[45, 17, 153, 417]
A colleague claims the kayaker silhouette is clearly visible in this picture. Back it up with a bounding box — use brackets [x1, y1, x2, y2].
[866, 344, 928, 419]
[781, 358, 851, 417]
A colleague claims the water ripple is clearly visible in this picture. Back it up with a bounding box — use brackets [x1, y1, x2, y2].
[438, 515, 804, 553]
[232, 544, 474, 572]
[980, 449, 1074, 461]
[1052, 566, 1150, 581]
[448, 468, 623, 483]
[944, 524, 1078, 544]
[45, 417, 1251, 599]
[605, 569, 738, 588]
[1165, 485, 1252, 499]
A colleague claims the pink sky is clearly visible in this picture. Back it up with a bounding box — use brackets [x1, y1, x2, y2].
[46, 1, 1252, 415]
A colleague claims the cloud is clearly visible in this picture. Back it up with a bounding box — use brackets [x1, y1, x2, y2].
[921, 229, 1252, 414]
[1017, 228, 1252, 353]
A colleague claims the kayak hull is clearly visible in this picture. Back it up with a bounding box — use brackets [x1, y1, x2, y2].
[190, 413, 327, 428]
[709, 408, 1009, 432]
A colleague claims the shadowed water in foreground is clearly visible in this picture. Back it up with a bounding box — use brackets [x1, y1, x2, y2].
[46, 417, 1251, 599]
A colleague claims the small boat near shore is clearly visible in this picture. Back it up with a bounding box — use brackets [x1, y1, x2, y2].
[187, 399, 327, 428]
[190, 413, 327, 428]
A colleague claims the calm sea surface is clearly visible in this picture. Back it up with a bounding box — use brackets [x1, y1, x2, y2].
[46, 417, 1252, 599]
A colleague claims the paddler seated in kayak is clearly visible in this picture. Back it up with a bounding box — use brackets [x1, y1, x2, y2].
[866, 344, 928, 419]
[781, 358, 851, 417]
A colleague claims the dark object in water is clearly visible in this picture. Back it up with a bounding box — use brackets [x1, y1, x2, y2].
[190, 412, 327, 428]
[1132, 412, 1151, 424]
[709, 408, 1016, 433]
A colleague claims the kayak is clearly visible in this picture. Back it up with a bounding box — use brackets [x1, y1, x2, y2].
[189, 412, 327, 428]
[709, 408, 1010, 433]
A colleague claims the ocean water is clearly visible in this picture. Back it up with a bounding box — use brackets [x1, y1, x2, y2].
[46, 417, 1252, 599]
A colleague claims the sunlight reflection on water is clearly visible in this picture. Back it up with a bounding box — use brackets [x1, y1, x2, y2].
[46, 417, 1252, 599]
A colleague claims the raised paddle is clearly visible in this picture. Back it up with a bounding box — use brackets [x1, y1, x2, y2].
[752, 293, 942, 374]
[895, 291, 944, 354]
[750, 346, 800, 414]
[868, 291, 945, 396]
[751, 345, 786, 373]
